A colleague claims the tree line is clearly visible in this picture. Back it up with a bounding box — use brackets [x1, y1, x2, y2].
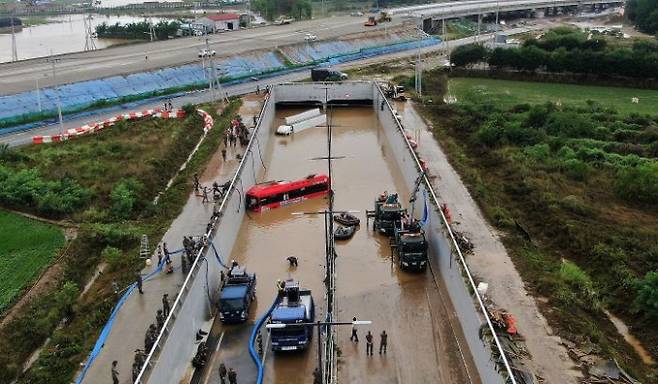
[627, 0, 658, 36]
[95, 20, 181, 40]
[450, 27, 658, 79]
[252, 0, 312, 21]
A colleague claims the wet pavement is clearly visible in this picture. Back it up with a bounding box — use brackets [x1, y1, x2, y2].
[396, 99, 581, 383]
[203, 106, 475, 384]
[80, 95, 264, 384]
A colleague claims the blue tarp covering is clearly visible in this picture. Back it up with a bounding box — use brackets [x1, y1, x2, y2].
[0, 35, 440, 131]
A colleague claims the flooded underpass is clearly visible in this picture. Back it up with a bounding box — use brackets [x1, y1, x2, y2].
[200, 105, 477, 384]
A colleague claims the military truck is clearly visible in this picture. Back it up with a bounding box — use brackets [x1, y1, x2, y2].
[218, 265, 256, 323]
[392, 221, 428, 271]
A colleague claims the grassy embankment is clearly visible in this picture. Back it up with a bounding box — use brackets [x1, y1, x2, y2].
[0, 100, 240, 384]
[0, 211, 65, 311]
[419, 74, 658, 381]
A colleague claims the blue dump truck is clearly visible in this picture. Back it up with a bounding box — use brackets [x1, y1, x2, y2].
[269, 280, 315, 351]
[218, 265, 256, 323]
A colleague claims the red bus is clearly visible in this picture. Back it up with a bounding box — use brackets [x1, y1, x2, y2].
[246, 174, 330, 212]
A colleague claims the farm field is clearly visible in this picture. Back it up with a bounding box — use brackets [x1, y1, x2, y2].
[449, 77, 658, 115]
[419, 72, 658, 381]
[0, 210, 64, 311]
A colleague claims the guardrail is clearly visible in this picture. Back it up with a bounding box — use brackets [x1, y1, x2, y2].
[373, 83, 517, 383]
[133, 93, 272, 383]
[390, 0, 623, 18]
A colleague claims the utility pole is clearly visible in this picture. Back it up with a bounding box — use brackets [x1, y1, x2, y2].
[83, 13, 97, 51]
[36, 77, 42, 112]
[48, 51, 64, 135]
[10, 15, 18, 62]
[415, 15, 423, 97]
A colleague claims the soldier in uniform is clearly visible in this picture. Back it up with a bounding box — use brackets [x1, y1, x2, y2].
[162, 293, 170, 316]
[156, 309, 165, 330]
[228, 367, 238, 384]
[218, 362, 227, 384]
[379, 330, 388, 354]
[365, 331, 374, 355]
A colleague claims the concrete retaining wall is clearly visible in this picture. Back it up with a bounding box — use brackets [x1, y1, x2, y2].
[372, 85, 506, 383]
[139, 81, 510, 383]
[137, 92, 276, 383]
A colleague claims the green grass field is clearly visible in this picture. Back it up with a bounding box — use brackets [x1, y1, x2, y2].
[449, 77, 658, 115]
[0, 210, 65, 311]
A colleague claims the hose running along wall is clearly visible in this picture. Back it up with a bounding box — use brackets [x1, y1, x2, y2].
[135, 88, 277, 384]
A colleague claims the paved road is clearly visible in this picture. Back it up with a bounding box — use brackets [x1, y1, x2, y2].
[3, 29, 532, 148]
[0, 16, 408, 96]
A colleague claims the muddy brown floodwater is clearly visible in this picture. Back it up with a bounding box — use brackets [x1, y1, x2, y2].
[203, 106, 475, 384]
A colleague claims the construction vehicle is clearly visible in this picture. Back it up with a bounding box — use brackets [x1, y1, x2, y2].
[392, 220, 428, 270]
[391, 171, 429, 271]
[383, 83, 407, 101]
[366, 192, 406, 236]
[218, 265, 257, 323]
[364, 16, 377, 27]
[269, 280, 315, 351]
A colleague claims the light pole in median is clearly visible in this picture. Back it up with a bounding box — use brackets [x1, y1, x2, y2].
[47, 51, 64, 136]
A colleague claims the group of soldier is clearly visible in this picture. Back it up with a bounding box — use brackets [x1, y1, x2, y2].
[218, 362, 238, 384]
[350, 321, 388, 356]
[130, 293, 171, 382]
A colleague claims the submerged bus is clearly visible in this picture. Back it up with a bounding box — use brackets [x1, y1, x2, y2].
[246, 174, 330, 212]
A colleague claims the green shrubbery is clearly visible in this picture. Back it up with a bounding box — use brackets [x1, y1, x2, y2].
[0, 166, 90, 217]
[451, 28, 658, 79]
[635, 270, 658, 319]
[615, 162, 658, 204]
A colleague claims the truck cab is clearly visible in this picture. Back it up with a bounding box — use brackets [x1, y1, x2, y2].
[311, 68, 348, 82]
[218, 266, 256, 323]
[393, 221, 428, 271]
[269, 280, 315, 351]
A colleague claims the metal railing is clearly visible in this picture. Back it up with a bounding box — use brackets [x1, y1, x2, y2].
[375, 84, 517, 384]
[134, 92, 271, 383]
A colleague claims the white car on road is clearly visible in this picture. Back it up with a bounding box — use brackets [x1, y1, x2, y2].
[198, 49, 216, 58]
[304, 33, 318, 41]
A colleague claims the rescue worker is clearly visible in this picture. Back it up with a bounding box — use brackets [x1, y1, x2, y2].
[156, 309, 165, 330]
[162, 293, 170, 316]
[111, 280, 120, 297]
[111, 360, 119, 384]
[252, 114, 257, 126]
[157, 244, 163, 265]
[228, 367, 237, 384]
[276, 279, 285, 297]
[135, 270, 144, 294]
[286, 256, 298, 267]
[379, 330, 388, 354]
[202, 186, 210, 203]
[312, 367, 321, 384]
[134, 349, 145, 367]
[219, 362, 227, 384]
[350, 317, 359, 342]
[132, 361, 140, 382]
[256, 84, 260, 94]
[145, 324, 157, 350]
[365, 331, 374, 355]
[222, 148, 227, 162]
[193, 173, 200, 192]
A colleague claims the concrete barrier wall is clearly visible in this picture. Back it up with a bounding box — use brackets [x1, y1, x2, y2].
[371, 84, 507, 383]
[139, 94, 276, 383]
[141, 81, 510, 383]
